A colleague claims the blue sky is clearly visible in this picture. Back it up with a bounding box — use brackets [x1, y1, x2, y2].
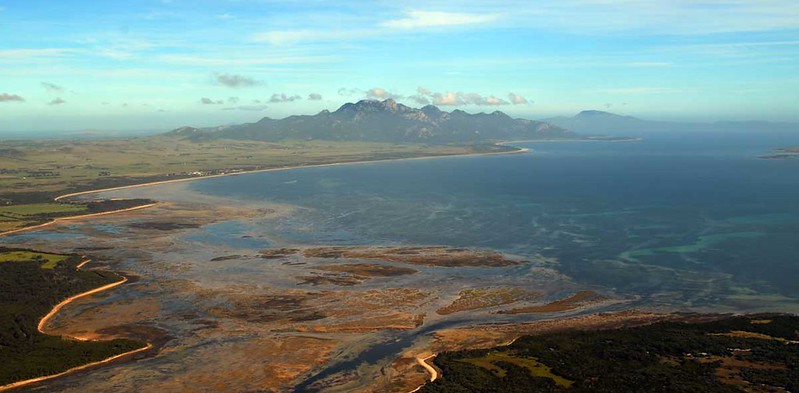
[1, 0, 799, 132]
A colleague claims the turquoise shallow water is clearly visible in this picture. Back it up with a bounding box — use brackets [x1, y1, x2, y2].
[190, 131, 799, 312]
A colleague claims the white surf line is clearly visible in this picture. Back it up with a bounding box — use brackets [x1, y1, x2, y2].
[408, 354, 438, 393]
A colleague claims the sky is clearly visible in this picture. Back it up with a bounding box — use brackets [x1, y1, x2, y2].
[1, 0, 799, 133]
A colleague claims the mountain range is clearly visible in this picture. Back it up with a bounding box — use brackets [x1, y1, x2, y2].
[544, 110, 798, 136]
[168, 99, 573, 144]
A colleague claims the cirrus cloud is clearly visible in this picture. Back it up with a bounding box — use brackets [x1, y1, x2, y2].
[382, 10, 500, 29]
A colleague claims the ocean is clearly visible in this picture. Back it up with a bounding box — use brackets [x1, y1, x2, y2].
[188, 131, 799, 313]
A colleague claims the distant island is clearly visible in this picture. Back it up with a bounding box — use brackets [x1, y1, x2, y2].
[760, 147, 799, 160]
[545, 110, 799, 136]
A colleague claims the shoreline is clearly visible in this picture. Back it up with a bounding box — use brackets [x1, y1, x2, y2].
[2, 144, 530, 239]
[52, 145, 529, 202]
[0, 259, 153, 392]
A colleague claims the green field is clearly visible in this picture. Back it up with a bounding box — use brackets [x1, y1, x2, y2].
[0, 250, 70, 269]
[459, 351, 573, 387]
[0, 203, 89, 233]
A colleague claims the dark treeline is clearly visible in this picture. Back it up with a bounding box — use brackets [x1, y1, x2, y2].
[0, 249, 144, 386]
[422, 315, 799, 392]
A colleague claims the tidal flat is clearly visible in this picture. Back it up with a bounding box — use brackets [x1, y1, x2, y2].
[0, 182, 617, 392]
[3, 134, 799, 392]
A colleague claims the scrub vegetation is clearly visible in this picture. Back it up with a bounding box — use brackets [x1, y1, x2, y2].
[422, 315, 799, 392]
[0, 248, 145, 386]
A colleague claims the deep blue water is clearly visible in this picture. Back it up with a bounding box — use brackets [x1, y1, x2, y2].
[190, 132, 799, 311]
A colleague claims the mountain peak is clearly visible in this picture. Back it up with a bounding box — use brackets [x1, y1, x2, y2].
[170, 99, 572, 143]
[167, 126, 201, 134]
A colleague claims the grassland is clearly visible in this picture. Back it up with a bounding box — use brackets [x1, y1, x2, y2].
[458, 351, 574, 387]
[0, 250, 70, 269]
[0, 203, 88, 232]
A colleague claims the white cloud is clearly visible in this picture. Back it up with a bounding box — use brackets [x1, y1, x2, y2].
[382, 10, 500, 29]
[365, 87, 402, 100]
[414, 87, 510, 106]
[48, 97, 66, 106]
[308, 93, 323, 101]
[508, 93, 529, 105]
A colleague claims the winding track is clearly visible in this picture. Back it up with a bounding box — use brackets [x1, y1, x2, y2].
[0, 259, 153, 392]
[408, 354, 438, 393]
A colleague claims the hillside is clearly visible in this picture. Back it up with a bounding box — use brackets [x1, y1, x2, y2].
[168, 99, 573, 143]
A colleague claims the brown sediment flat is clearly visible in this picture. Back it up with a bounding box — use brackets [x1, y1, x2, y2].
[298, 312, 425, 333]
[314, 263, 418, 277]
[302, 246, 522, 267]
[127, 221, 201, 231]
[210, 254, 244, 262]
[498, 290, 605, 314]
[430, 310, 687, 354]
[297, 274, 364, 286]
[260, 247, 301, 259]
[437, 287, 540, 315]
[138, 335, 338, 392]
